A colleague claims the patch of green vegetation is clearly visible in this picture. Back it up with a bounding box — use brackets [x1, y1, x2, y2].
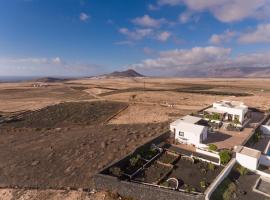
[219, 150, 232, 165]
[250, 130, 262, 144]
[204, 113, 221, 121]
[211, 178, 236, 200]
[208, 162, 216, 171]
[109, 167, 123, 177]
[233, 118, 240, 125]
[236, 164, 249, 176]
[208, 144, 218, 152]
[200, 180, 207, 189]
[129, 154, 141, 167]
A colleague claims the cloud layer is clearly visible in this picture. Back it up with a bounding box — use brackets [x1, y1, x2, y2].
[238, 23, 270, 44]
[157, 0, 270, 22]
[132, 15, 167, 28]
[129, 46, 270, 75]
[0, 57, 103, 76]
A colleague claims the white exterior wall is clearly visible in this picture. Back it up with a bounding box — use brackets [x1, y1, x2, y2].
[174, 126, 207, 147]
[236, 152, 259, 170]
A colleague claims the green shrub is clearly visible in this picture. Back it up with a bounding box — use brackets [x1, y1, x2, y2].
[250, 130, 262, 144]
[129, 154, 141, 167]
[109, 167, 123, 177]
[236, 164, 249, 176]
[233, 118, 240, 125]
[211, 178, 236, 200]
[208, 144, 218, 151]
[200, 180, 207, 188]
[223, 182, 236, 200]
[212, 113, 221, 120]
[219, 150, 231, 165]
[208, 162, 215, 171]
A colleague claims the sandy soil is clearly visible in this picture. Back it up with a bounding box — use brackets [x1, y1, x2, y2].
[0, 77, 270, 200]
[0, 189, 127, 200]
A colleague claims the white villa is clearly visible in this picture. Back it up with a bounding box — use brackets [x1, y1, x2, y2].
[204, 100, 249, 125]
[170, 115, 208, 147]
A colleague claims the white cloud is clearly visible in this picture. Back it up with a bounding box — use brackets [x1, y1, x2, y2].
[132, 15, 167, 28]
[129, 46, 270, 74]
[79, 12, 90, 22]
[131, 46, 231, 70]
[238, 23, 270, 44]
[148, 4, 160, 11]
[119, 28, 153, 40]
[158, 0, 182, 6]
[156, 31, 171, 41]
[0, 57, 63, 65]
[143, 47, 156, 55]
[179, 11, 191, 23]
[157, 0, 270, 22]
[209, 30, 236, 44]
[51, 57, 62, 65]
[0, 57, 104, 76]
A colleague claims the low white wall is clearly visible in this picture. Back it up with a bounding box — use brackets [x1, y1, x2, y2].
[255, 170, 270, 179]
[196, 148, 220, 159]
[261, 125, 270, 135]
[205, 158, 236, 200]
[260, 155, 270, 167]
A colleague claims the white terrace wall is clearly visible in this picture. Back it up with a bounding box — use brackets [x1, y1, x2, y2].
[196, 148, 220, 165]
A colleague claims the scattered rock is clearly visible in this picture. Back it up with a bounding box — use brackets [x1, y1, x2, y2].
[101, 142, 107, 148]
[31, 160, 40, 166]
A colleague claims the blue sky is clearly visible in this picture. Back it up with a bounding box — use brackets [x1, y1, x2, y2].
[0, 0, 270, 77]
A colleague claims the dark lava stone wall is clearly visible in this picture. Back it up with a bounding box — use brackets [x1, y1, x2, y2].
[94, 174, 204, 200]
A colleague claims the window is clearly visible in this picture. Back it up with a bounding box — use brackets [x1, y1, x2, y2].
[179, 131, 184, 137]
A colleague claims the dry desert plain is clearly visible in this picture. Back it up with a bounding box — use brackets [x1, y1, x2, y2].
[0, 77, 270, 200]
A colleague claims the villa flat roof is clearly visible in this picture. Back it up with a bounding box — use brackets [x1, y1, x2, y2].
[180, 115, 202, 124]
[235, 146, 261, 159]
[176, 121, 205, 135]
[205, 107, 226, 114]
[170, 115, 202, 127]
[215, 100, 248, 110]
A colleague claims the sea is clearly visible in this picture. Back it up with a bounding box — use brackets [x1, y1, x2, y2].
[0, 76, 80, 83]
[0, 76, 41, 83]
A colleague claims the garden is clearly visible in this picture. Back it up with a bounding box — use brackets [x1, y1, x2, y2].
[108, 145, 162, 179]
[107, 146, 223, 194]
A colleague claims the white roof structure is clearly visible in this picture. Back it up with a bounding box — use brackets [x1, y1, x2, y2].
[204, 107, 226, 114]
[175, 121, 205, 135]
[170, 115, 205, 136]
[170, 115, 202, 126]
[214, 100, 248, 111]
[235, 146, 261, 159]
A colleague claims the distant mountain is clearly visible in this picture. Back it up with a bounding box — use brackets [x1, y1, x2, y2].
[103, 69, 145, 78]
[176, 66, 270, 78]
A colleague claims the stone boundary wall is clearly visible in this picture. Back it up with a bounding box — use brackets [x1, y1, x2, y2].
[94, 174, 204, 200]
